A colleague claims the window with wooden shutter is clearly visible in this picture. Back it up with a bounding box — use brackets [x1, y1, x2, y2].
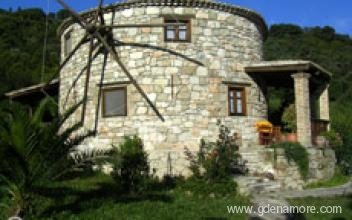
[164, 19, 191, 42]
[228, 87, 247, 116]
[102, 87, 127, 117]
[64, 31, 72, 57]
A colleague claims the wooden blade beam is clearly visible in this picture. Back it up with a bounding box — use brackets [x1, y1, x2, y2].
[97, 0, 105, 25]
[116, 41, 204, 66]
[94, 51, 108, 134]
[49, 34, 89, 83]
[109, 8, 115, 26]
[81, 38, 95, 124]
[41, 33, 89, 100]
[57, 0, 87, 28]
[94, 0, 105, 25]
[94, 32, 165, 122]
[63, 45, 102, 109]
[106, 23, 187, 28]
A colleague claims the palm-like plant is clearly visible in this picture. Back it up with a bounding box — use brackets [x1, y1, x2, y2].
[0, 99, 92, 218]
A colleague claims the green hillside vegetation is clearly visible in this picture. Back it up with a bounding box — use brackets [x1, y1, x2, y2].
[264, 24, 352, 101]
[0, 8, 68, 96]
[0, 9, 351, 171]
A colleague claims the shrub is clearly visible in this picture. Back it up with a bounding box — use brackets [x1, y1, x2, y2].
[321, 130, 343, 149]
[330, 102, 352, 175]
[184, 123, 243, 182]
[271, 142, 309, 179]
[108, 136, 150, 194]
[0, 99, 92, 218]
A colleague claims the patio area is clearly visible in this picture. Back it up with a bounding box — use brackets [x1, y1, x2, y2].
[245, 60, 332, 147]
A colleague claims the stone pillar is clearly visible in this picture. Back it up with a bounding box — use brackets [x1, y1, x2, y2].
[292, 73, 312, 147]
[319, 85, 330, 122]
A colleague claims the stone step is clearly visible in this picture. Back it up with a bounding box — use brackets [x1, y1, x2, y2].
[251, 182, 282, 195]
[238, 145, 276, 175]
[239, 155, 260, 160]
[235, 176, 283, 196]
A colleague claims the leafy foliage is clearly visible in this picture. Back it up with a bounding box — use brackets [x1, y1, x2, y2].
[0, 99, 91, 218]
[106, 136, 151, 194]
[0, 8, 69, 97]
[271, 142, 309, 180]
[321, 130, 343, 149]
[330, 102, 352, 174]
[185, 123, 243, 182]
[264, 24, 352, 102]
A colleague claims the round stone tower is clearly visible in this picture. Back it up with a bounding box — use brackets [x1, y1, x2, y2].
[58, 0, 268, 176]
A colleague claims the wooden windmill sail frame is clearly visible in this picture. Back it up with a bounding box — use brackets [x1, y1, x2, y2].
[46, 0, 204, 134]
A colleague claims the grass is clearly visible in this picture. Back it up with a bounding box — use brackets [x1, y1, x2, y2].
[289, 196, 352, 220]
[305, 169, 350, 189]
[26, 173, 250, 220]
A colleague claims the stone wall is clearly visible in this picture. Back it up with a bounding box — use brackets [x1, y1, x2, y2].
[274, 148, 305, 190]
[307, 147, 336, 182]
[59, 6, 266, 177]
[239, 146, 336, 190]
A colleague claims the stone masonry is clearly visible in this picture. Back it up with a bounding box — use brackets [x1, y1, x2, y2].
[58, 1, 335, 182]
[292, 73, 312, 147]
[59, 3, 267, 177]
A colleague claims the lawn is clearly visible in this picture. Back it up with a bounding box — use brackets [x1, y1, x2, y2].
[27, 174, 250, 220]
[289, 196, 352, 220]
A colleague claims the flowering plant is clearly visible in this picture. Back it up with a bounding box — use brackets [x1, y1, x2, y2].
[184, 123, 244, 181]
[255, 120, 273, 133]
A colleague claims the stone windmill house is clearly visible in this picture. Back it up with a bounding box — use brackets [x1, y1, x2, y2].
[6, 0, 336, 188]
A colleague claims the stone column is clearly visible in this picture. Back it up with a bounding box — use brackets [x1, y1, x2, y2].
[319, 85, 330, 122]
[292, 73, 312, 147]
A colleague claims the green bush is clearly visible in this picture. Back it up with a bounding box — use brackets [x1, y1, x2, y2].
[184, 123, 242, 182]
[271, 142, 309, 179]
[0, 99, 92, 218]
[108, 136, 151, 194]
[321, 130, 343, 149]
[330, 102, 352, 175]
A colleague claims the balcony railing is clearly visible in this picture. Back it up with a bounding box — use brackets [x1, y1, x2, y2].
[258, 119, 329, 146]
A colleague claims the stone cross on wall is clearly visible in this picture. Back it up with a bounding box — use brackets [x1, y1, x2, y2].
[170, 73, 187, 101]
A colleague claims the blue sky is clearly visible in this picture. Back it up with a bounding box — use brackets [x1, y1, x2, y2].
[1, 0, 351, 35]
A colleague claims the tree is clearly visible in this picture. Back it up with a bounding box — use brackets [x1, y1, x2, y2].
[269, 24, 303, 37]
[56, 9, 70, 20]
[264, 24, 352, 101]
[0, 8, 61, 98]
[0, 99, 92, 218]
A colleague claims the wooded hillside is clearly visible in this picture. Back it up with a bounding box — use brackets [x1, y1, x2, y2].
[0, 9, 351, 103]
[0, 8, 68, 96]
[264, 24, 352, 102]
